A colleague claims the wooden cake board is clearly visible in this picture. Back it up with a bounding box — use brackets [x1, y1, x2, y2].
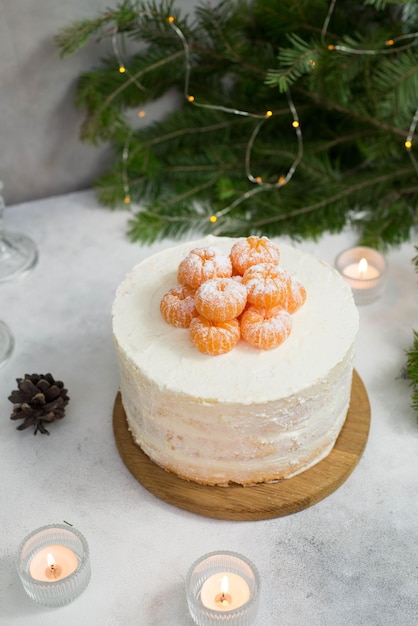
[113, 370, 370, 521]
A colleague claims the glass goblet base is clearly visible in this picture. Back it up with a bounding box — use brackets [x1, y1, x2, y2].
[0, 231, 38, 282]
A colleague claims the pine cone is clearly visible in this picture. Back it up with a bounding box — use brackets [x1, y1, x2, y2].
[9, 373, 70, 435]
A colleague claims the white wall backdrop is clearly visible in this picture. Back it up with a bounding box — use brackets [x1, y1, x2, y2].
[0, 0, 199, 205]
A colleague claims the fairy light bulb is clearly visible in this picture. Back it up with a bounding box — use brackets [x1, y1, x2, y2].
[119, 66, 126, 73]
[278, 176, 286, 185]
[405, 140, 412, 149]
[168, 16, 175, 23]
[255, 176, 263, 184]
[124, 196, 131, 204]
[209, 215, 217, 223]
[187, 95, 195, 102]
[292, 120, 300, 129]
[265, 110, 273, 118]
[386, 39, 394, 46]
[138, 110, 146, 118]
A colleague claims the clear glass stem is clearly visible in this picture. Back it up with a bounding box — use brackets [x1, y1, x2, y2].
[0, 320, 14, 367]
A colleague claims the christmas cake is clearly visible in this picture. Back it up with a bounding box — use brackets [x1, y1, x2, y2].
[112, 236, 359, 486]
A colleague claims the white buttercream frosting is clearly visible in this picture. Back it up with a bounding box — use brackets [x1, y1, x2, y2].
[112, 236, 359, 485]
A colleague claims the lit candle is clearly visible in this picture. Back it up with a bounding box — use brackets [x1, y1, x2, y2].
[200, 572, 250, 612]
[186, 551, 260, 625]
[28, 544, 78, 582]
[17, 524, 90, 607]
[342, 258, 379, 282]
[335, 246, 387, 305]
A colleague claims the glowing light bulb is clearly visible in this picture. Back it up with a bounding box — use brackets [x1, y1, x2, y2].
[265, 110, 273, 118]
[327, 44, 335, 51]
[405, 140, 412, 149]
[168, 16, 175, 23]
[386, 39, 394, 46]
[255, 176, 263, 184]
[292, 120, 300, 129]
[124, 196, 131, 204]
[278, 176, 286, 185]
[187, 95, 195, 102]
[209, 215, 217, 223]
[119, 66, 126, 73]
[138, 110, 146, 118]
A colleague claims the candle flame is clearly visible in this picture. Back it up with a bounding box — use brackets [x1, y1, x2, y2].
[221, 575, 229, 594]
[47, 553, 56, 569]
[358, 258, 368, 276]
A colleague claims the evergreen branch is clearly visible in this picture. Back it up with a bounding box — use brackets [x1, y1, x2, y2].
[55, 1, 148, 56]
[58, 0, 418, 249]
[55, 16, 117, 57]
[78, 49, 184, 143]
[250, 167, 413, 227]
[300, 87, 418, 142]
[143, 117, 246, 147]
[406, 330, 418, 414]
[265, 34, 319, 92]
[364, 0, 411, 9]
[405, 245, 418, 415]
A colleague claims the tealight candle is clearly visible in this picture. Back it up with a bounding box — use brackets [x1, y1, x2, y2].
[186, 551, 260, 625]
[200, 572, 250, 611]
[17, 524, 90, 607]
[29, 545, 79, 582]
[335, 246, 387, 305]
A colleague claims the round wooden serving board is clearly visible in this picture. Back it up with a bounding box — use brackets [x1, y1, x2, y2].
[113, 370, 370, 521]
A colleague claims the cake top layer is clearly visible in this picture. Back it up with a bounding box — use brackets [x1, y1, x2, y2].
[112, 236, 359, 403]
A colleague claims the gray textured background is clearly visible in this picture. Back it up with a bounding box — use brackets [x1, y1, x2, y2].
[0, 0, 198, 205]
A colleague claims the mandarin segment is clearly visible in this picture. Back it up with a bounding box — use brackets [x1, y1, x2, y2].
[240, 305, 292, 350]
[242, 262, 291, 309]
[195, 278, 247, 322]
[190, 316, 240, 355]
[160, 285, 197, 328]
[285, 278, 307, 314]
[177, 246, 232, 288]
[230, 236, 280, 275]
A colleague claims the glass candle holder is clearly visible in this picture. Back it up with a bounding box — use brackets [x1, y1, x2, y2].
[335, 246, 387, 305]
[17, 524, 90, 607]
[186, 551, 260, 625]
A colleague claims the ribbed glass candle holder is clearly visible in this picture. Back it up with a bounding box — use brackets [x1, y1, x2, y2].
[17, 524, 90, 607]
[186, 551, 260, 625]
[335, 246, 388, 305]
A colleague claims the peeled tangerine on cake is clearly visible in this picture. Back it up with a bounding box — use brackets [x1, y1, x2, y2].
[112, 235, 359, 486]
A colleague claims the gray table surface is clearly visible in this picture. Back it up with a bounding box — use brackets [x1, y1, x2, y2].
[0, 190, 416, 625]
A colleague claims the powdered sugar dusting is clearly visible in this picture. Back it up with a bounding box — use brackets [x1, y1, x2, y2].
[177, 246, 232, 288]
[230, 236, 280, 274]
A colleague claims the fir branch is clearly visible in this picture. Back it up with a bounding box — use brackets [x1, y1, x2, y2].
[406, 330, 418, 414]
[76, 49, 185, 143]
[58, 0, 418, 248]
[250, 167, 412, 226]
[55, 16, 115, 57]
[405, 244, 418, 416]
[265, 34, 320, 92]
[55, 1, 178, 56]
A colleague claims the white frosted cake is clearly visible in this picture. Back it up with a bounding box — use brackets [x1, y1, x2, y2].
[112, 236, 359, 486]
